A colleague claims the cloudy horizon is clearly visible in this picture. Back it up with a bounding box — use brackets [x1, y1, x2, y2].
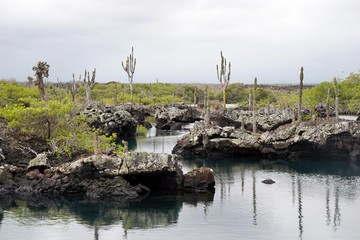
[1, 0, 359, 84]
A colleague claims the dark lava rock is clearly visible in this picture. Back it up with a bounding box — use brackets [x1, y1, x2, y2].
[262, 179, 275, 184]
[225, 108, 292, 132]
[184, 167, 215, 193]
[83, 104, 138, 138]
[154, 105, 202, 129]
[173, 120, 360, 162]
[0, 152, 186, 200]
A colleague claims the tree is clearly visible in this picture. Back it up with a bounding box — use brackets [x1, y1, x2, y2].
[338, 71, 360, 113]
[0, 98, 116, 157]
[216, 51, 231, 109]
[226, 83, 248, 104]
[32, 61, 50, 101]
[122, 47, 136, 103]
[1, 99, 72, 140]
[298, 67, 304, 122]
[0, 80, 39, 106]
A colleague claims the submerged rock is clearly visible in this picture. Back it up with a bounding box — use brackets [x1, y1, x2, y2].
[262, 179, 275, 184]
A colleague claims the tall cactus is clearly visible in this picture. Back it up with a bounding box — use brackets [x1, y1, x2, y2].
[216, 51, 231, 109]
[122, 47, 136, 103]
[252, 77, 257, 133]
[249, 92, 253, 111]
[298, 67, 304, 122]
[326, 86, 330, 121]
[71, 73, 82, 102]
[84, 68, 96, 102]
[32, 61, 50, 101]
[204, 85, 210, 128]
[333, 77, 339, 120]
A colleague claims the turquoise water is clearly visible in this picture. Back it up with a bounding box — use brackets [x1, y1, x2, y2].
[1, 127, 360, 240]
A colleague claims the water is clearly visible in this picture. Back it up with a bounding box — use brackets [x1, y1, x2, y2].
[1, 126, 360, 240]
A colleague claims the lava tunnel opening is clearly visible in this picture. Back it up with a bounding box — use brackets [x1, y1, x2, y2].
[122, 171, 181, 192]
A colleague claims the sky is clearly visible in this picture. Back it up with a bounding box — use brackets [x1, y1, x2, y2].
[0, 0, 359, 84]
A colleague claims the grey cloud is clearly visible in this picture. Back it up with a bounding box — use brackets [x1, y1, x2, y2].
[0, 0, 359, 84]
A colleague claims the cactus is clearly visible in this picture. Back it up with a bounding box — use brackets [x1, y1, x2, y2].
[122, 47, 136, 103]
[204, 85, 210, 128]
[216, 51, 231, 109]
[326, 86, 330, 120]
[194, 86, 197, 106]
[252, 77, 257, 133]
[249, 92, 253, 111]
[32, 61, 50, 101]
[84, 68, 96, 102]
[333, 77, 339, 120]
[298, 67, 304, 122]
[70, 73, 82, 102]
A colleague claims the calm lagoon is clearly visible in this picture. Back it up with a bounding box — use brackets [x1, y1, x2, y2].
[1, 126, 360, 240]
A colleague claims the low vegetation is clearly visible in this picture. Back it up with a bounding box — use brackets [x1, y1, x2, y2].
[1, 66, 360, 159]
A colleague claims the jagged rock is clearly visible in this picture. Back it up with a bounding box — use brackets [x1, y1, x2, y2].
[173, 120, 360, 162]
[0, 152, 188, 200]
[83, 104, 138, 137]
[143, 121, 153, 129]
[184, 167, 215, 193]
[120, 152, 184, 191]
[117, 104, 153, 125]
[27, 153, 50, 172]
[314, 103, 335, 119]
[154, 105, 202, 129]
[262, 179, 275, 184]
[156, 121, 182, 130]
[225, 108, 292, 132]
[209, 111, 241, 128]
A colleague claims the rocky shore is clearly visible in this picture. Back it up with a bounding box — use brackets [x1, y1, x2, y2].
[173, 119, 360, 164]
[0, 152, 215, 201]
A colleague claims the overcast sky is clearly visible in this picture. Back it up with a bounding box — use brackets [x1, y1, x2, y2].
[1, 0, 359, 84]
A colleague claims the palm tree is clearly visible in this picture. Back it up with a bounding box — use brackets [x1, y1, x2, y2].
[32, 61, 50, 101]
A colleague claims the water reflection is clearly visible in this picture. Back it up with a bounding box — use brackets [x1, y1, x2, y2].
[182, 157, 360, 178]
[326, 177, 331, 226]
[181, 157, 360, 239]
[0, 193, 213, 236]
[333, 185, 341, 230]
[252, 169, 257, 226]
[0, 206, 3, 227]
[297, 174, 303, 240]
